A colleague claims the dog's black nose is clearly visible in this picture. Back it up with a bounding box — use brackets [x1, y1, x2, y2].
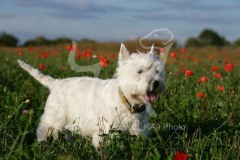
[153, 80, 159, 90]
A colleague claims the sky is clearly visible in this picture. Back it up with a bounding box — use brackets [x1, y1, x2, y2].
[0, 0, 240, 45]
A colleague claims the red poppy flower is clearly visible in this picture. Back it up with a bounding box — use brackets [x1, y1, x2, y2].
[197, 92, 205, 98]
[109, 53, 116, 58]
[211, 65, 218, 72]
[67, 45, 77, 51]
[199, 76, 208, 83]
[66, 45, 73, 51]
[185, 70, 194, 76]
[159, 48, 165, 53]
[193, 58, 199, 63]
[175, 151, 189, 160]
[36, 54, 41, 59]
[217, 85, 224, 92]
[18, 51, 24, 57]
[66, 45, 72, 51]
[181, 67, 186, 73]
[39, 63, 45, 70]
[42, 52, 49, 59]
[207, 55, 215, 60]
[224, 63, 234, 72]
[197, 79, 201, 84]
[73, 49, 80, 60]
[180, 48, 186, 53]
[83, 49, 91, 58]
[76, 53, 81, 60]
[170, 52, 177, 58]
[214, 73, 222, 78]
[99, 56, 109, 68]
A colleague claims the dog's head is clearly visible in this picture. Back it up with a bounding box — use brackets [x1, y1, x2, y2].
[116, 44, 165, 105]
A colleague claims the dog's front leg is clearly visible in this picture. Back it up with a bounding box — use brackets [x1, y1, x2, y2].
[92, 132, 101, 148]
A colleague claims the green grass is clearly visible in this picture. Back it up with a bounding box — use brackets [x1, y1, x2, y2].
[0, 44, 240, 159]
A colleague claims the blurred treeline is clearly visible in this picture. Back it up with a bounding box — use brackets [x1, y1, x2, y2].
[1, 29, 240, 48]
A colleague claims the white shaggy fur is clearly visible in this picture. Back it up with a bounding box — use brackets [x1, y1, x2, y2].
[17, 44, 165, 148]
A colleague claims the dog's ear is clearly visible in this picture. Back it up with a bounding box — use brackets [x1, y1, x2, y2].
[119, 44, 129, 61]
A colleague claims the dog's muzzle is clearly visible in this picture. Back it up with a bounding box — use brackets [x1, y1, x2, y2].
[144, 80, 160, 102]
[153, 80, 159, 90]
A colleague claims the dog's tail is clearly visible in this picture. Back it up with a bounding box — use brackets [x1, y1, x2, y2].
[17, 59, 56, 89]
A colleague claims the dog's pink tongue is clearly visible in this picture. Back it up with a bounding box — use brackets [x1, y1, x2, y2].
[145, 93, 156, 102]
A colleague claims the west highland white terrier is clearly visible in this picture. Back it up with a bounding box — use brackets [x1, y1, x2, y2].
[17, 44, 165, 147]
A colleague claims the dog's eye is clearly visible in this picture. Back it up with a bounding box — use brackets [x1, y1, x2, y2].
[155, 70, 160, 74]
[138, 69, 143, 74]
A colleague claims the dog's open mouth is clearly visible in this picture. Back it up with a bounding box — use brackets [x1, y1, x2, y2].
[144, 91, 158, 102]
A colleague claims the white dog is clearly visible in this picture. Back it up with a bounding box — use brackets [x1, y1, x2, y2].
[17, 44, 165, 147]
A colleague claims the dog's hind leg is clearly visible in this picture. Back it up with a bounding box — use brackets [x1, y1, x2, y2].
[37, 91, 67, 142]
[37, 113, 64, 141]
[37, 112, 66, 141]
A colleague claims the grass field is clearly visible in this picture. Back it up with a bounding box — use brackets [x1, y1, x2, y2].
[0, 42, 240, 159]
